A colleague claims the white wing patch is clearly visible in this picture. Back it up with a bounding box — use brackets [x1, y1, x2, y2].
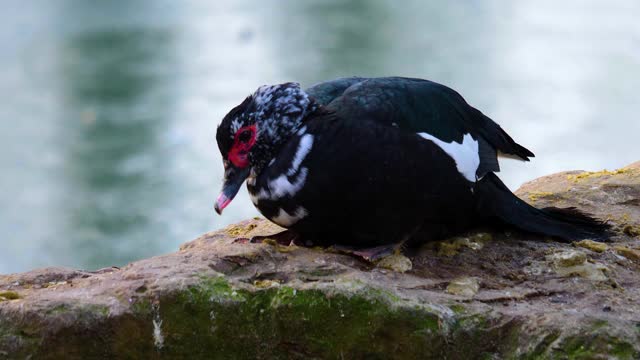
[271, 207, 308, 227]
[418, 132, 480, 182]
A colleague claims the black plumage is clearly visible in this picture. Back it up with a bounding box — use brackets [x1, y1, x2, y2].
[214, 77, 610, 249]
[308, 77, 534, 178]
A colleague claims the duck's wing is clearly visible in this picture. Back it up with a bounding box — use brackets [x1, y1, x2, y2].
[318, 76, 534, 178]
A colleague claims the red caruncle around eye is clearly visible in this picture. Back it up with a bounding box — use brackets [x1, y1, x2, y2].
[228, 124, 257, 168]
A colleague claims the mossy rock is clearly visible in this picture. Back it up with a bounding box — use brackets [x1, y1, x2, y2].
[2, 162, 640, 359]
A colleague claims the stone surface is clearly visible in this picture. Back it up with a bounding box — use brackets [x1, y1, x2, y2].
[445, 277, 480, 297]
[375, 253, 413, 273]
[1, 162, 640, 359]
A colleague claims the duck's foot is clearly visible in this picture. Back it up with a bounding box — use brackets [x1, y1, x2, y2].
[237, 231, 405, 263]
[330, 244, 401, 262]
[248, 230, 301, 246]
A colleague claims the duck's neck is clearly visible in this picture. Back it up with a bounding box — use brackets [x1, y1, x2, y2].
[249, 84, 319, 175]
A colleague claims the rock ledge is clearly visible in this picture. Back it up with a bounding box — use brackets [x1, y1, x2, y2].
[1, 162, 640, 359]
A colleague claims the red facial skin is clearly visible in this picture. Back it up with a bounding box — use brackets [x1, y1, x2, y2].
[228, 124, 257, 168]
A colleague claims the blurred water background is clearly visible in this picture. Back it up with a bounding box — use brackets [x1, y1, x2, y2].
[1, 0, 639, 273]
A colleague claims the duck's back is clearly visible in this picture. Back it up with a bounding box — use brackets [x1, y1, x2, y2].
[307, 77, 534, 179]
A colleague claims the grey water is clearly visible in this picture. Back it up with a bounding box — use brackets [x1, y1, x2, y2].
[1, 0, 638, 273]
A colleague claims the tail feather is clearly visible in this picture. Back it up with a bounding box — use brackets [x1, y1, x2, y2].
[475, 173, 612, 241]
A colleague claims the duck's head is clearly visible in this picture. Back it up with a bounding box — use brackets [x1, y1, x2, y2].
[214, 82, 317, 214]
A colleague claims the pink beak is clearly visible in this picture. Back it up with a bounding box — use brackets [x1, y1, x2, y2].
[214, 166, 250, 215]
[214, 192, 232, 215]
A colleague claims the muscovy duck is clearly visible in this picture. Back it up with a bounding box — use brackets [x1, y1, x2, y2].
[214, 77, 610, 253]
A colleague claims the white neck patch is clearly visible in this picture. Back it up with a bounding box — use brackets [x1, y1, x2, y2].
[287, 134, 314, 176]
[270, 206, 308, 227]
[418, 132, 479, 182]
[269, 168, 308, 198]
[250, 133, 314, 203]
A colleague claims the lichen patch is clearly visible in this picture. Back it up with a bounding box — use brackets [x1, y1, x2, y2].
[574, 239, 608, 253]
[376, 254, 412, 273]
[0, 291, 21, 301]
[567, 168, 631, 183]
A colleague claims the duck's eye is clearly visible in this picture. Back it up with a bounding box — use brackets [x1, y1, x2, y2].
[238, 130, 252, 143]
